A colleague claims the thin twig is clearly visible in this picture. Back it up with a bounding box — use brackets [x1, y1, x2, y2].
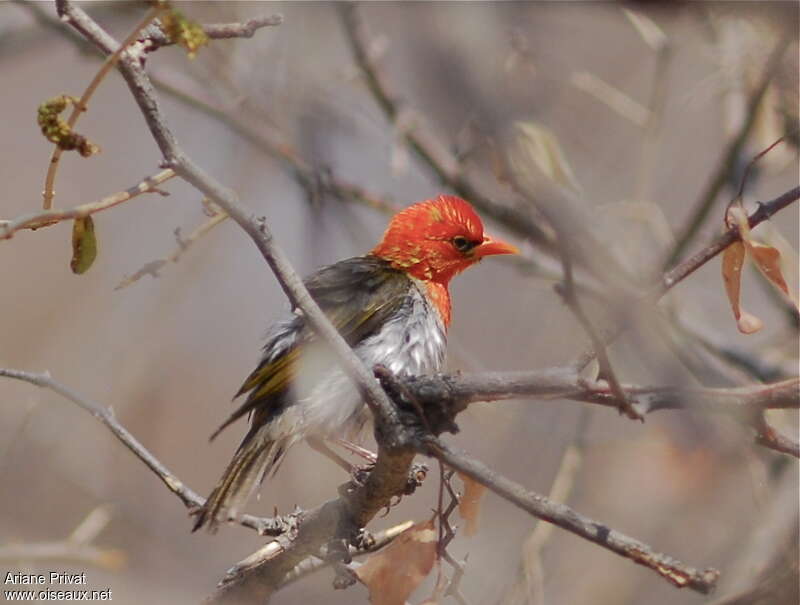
[501, 409, 589, 605]
[573, 185, 800, 370]
[43, 5, 163, 209]
[1, 169, 175, 240]
[140, 14, 283, 51]
[0, 506, 124, 570]
[115, 207, 228, 289]
[0, 367, 289, 536]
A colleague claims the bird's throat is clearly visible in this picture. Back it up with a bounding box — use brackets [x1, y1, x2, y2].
[424, 281, 451, 327]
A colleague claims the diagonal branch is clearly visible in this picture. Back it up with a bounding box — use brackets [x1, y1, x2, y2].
[422, 437, 721, 594]
[53, 3, 424, 601]
[54, 0, 398, 437]
[666, 34, 792, 266]
[573, 185, 800, 370]
[0, 367, 290, 535]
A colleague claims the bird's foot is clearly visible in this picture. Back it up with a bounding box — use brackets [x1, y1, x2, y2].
[404, 462, 428, 495]
[350, 461, 375, 487]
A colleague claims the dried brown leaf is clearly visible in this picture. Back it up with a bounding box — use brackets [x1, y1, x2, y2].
[747, 241, 790, 297]
[722, 240, 763, 334]
[355, 519, 437, 605]
[724, 205, 798, 328]
[457, 472, 487, 537]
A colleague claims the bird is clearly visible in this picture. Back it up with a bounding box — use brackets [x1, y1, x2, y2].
[192, 194, 517, 532]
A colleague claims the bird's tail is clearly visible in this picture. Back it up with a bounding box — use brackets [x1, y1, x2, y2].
[192, 433, 287, 533]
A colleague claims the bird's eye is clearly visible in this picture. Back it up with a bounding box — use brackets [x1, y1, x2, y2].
[452, 235, 473, 252]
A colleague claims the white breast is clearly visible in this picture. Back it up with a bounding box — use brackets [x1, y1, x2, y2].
[284, 280, 447, 440]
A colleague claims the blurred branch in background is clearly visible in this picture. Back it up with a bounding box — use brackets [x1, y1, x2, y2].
[666, 33, 792, 267]
[114, 201, 228, 289]
[336, 3, 557, 254]
[0, 506, 125, 571]
[501, 409, 590, 605]
[572, 184, 800, 370]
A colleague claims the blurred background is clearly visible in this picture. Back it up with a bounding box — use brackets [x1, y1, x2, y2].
[0, 2, 797, 604]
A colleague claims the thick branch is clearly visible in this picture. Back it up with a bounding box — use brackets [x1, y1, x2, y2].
[398, 370, 799, 413]
[390, 370, 800, 457]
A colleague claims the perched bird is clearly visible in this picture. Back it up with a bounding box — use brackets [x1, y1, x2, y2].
[193, 194, 517, 532]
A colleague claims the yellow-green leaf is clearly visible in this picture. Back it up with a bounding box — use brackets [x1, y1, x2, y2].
[71, 215, 98, 274]
[37, 95, 99, 157]
[159, 9, 209, 58]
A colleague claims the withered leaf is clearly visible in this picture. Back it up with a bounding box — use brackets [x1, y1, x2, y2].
[71, 215, 97, 274]
[457, 472, 487, 537]
[355, 519, 437, 605]
[722, 205, 796, 333]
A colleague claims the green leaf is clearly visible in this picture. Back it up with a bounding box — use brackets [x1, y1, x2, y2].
[71, 215, 98, 274]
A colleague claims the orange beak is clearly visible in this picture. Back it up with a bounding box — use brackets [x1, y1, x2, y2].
[474, 235, 519, 257]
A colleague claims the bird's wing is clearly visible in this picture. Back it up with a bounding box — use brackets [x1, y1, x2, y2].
[210, 256, 411, 440]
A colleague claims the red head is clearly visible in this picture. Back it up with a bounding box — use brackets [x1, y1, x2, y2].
[371, 195, 518, 286]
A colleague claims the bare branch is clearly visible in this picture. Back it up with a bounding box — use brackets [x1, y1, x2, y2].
[658, 186, 800, 295]
[666, 34, 792, 266]
[52, 4, 430, 601]
[0, 507, 124, 570]
[43, 5, 163, 208]
[0, 367, 290, 536]
[40, 4, 799, 603]
[55, 0, 397, 424]
[0, 169, 175, 240]
[389, 370, 800, 457]
[115, 206, 228, 289]
[422, 437, 721, 594]
[140, 14, 283, 51]
[573, 185, 800, 370]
